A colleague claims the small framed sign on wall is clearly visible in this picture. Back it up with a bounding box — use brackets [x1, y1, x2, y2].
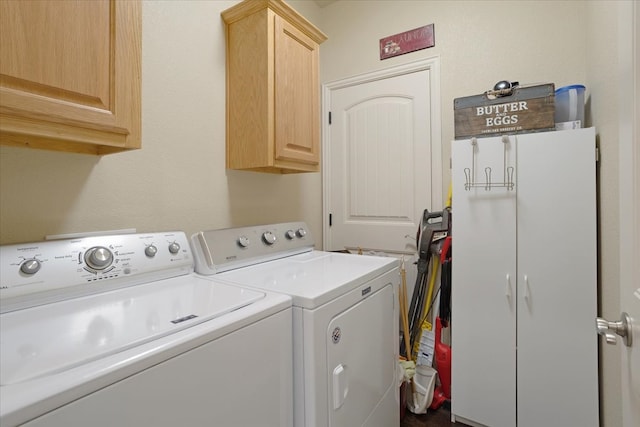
[379, 24, 435, 60]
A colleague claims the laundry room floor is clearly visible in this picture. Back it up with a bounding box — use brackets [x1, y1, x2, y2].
[401, 402, 471, 427]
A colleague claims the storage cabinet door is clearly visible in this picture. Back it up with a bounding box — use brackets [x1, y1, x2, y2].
[516, 128, 598, 427]
[274, 15, 320, 166]
[451, 136, 517, 427]
[0, 0, 141, 154]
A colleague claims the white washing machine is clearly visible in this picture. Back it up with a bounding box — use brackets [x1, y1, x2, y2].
[192, 222, 400, 427]
[0, 231, 293, 427]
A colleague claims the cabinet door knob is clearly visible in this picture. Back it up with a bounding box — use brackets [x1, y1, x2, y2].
[596, 312, 632, 347]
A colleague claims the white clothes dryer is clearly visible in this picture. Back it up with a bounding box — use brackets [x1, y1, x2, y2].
[192, 222, 400, 427]
[0, 231, 293, 427]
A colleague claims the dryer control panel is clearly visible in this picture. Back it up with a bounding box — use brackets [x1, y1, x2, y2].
[192, 222, 315, 275]
[0, 232, 192, 312]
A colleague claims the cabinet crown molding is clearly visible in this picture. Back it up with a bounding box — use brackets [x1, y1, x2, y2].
[222, 0, 327, 44]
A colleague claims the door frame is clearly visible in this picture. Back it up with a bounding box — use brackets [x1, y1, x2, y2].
[321, 57, 442, 249]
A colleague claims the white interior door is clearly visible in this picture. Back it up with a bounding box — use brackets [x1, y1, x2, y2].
[618, 2, 639, 425]
[322, 59, 442, 254]
[619, 116, 640, 427]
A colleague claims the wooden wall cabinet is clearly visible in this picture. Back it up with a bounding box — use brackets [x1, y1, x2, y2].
[0, 0, 141, 155]
[222, 0, 327, 173]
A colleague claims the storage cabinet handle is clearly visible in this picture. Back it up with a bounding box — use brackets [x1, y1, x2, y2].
[523, 275, 531, 301]
[505, 274, 512, 299]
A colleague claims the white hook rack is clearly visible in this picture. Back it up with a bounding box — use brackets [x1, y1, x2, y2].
[463, 136, 515, 191]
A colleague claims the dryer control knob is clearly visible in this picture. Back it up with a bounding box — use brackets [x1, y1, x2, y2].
[285, 230, 296, 240]
[262, 231, 277, 245]
[296, 228, 307, 238]
[238, 235, 250, 248]
[168, 242, 180, 254]
[20, 258, 41, 275]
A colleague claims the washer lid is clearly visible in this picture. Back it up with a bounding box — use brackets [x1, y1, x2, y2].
[0, 276, 264, 386]
[217, 251, 398, 309]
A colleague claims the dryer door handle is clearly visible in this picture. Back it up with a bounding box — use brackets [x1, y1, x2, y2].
[332, 364, 349, 410]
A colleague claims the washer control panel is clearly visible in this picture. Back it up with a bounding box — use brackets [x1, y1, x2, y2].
[0, 231, 192, 306]
[192, 222, 314, 275]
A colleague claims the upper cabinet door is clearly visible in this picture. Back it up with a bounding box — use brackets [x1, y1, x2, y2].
[222, 0, 326, 174]
[0, 0, 141, 155]
[274, 15, 320, 166]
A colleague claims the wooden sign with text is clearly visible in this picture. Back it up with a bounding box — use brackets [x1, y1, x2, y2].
[380, 24, 434, 60]
[454, 84, 556, 139]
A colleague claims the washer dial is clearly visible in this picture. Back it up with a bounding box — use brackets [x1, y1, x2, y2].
[145, 245, 158, 258]
[84, 246, 114, 270]
[168, 242, 181, 254]
[20, 258, 41, 275]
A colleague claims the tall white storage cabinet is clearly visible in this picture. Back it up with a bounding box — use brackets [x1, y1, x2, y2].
[450, 128, 599, 427]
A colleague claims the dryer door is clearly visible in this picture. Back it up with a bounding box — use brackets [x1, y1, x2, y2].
[327, 283, 396, 427]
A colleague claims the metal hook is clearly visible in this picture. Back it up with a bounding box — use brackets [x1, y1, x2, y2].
[464, 168, 471, 190]
[484, 167, 492, 191]
[507, 166, 515, 190]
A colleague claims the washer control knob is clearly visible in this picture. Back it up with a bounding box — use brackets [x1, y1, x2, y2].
[85, 246, 114, 270]
[20, 258, 41, 275]
[237, 235, 250, 248]
[262, 231, 277, 245]
[168, 242, 180, 254]
[296, 228, 307, 238]
[145, 245, 158, 258]
[285, 230, 296, 240]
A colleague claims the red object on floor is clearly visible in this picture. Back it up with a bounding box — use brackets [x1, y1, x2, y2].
[430, 386, 447, 410]
[430, 317, 451, 410]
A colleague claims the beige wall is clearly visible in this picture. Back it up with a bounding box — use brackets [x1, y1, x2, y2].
[317, 0, 588, 200]
[0, 1, 627, 425]
[0, 0, 323, 245]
